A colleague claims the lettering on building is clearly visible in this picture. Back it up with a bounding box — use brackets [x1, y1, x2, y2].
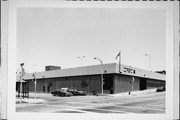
[123, 67, 136, 74]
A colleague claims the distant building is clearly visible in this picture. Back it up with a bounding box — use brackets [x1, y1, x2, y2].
[45, 65, 61, 71]
[21, 63, 165, 94]
[155, 70, 166, 75]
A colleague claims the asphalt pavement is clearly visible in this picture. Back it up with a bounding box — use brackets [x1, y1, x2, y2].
[16, 91, 165, 114]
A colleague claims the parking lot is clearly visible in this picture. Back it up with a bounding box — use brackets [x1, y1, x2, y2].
[16, 91, 165, 114]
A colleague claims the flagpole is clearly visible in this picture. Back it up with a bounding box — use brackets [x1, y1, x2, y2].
[115, 51, 121, 73]
[119, 51, 121, 73]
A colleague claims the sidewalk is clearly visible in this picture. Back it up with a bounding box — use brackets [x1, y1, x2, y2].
[110, 88, 157, 97]
[16, 93, 52, 104]
[16, 89, 158, 104]
[16, 98, 45, 104]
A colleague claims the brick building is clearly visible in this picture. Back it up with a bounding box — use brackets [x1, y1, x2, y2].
[22, 63, 165, 94]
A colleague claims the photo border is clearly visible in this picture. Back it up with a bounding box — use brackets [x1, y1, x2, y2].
[3, 1, 179, 120]
[1, 0, 9, 120]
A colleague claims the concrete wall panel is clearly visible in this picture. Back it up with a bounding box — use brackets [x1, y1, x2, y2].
[114, 74, 140, 93]
[27, 74, 165, 94]
[147, 79, 165, 89]
[28, 75, 101, 94]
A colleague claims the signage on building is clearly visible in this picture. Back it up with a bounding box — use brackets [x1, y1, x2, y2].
[123, 67, 136, 74]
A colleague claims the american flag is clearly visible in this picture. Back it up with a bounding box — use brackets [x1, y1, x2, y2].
[115, 51, 121, 60]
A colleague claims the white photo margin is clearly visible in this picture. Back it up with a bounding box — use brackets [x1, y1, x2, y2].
[1, 0, 9, 120]
[3, 1, 179, 120]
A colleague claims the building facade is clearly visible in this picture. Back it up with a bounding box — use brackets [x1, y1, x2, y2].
[22, 63, 165, 94]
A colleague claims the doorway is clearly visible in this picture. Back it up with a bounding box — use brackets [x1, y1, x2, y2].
[140, 78, 147, 90]
[103, 74, 114, 94]
[43, 86, 45, 92]
[48, 86, 50, 92]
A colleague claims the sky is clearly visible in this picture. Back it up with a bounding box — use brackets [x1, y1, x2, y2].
[17, 8, 166, 73]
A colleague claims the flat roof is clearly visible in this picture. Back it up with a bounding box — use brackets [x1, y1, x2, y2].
[22, 63, 165, 81]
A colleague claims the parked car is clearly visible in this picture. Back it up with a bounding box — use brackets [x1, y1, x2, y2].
[67, 89, 79, 96]
[77, 90, 87, 96]
[51, 88, 73, 97]
[67, 88, 87, 96]
[156, 86, 166, 92]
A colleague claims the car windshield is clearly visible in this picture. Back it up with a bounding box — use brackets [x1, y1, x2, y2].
[60, 88, 68, 92]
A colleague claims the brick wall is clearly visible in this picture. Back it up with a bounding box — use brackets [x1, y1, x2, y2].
[27, 74, 165, 94]
[146, 79, 165, 89]
[28, 75, 101, 94]
[114, 74, 140, 93]
[28, 79, 46, 92]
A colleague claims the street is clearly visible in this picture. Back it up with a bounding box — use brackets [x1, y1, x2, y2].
[16, 91, 165, 114]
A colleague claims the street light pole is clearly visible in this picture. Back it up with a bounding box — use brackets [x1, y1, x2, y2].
[33, 64, 38, 100]
[77, 56, 85, 66]
[19, 63, 24, 102]
[145, 54, 151, 71]
[131, 77, 135, 93]
[94, 57, 103, 95]
[34, 76, 37, 100]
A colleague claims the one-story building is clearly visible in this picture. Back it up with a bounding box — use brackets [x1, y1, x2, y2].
[21, 63, 165, 94]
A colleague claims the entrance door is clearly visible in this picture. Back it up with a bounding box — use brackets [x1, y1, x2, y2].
[48, 86, 50, 92]
[43, 86, 45, 92]
[103, 74, 114, 94]
[140, 78, 147, 90]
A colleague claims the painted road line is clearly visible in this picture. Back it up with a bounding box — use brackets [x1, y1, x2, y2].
[39, 100, 115, 108]
[113, 104, 165, 112]
[56, 107, 131, 113]
[44, 104, 135, 114]
[24, 103, 135, 113]
[33, 103, 113, 109]
[82, 108, 134, 114]
[60, 108, 93, 113]
[21, 100, 164, 113]
[41, 102, 115, 110]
